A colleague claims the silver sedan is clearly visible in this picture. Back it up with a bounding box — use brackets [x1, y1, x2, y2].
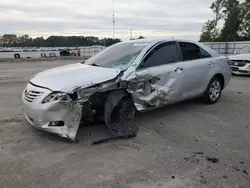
[228, 45, 250, 75]
[22, 39, 232, 141]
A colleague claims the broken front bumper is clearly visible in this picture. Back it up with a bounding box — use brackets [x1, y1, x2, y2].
[22, 83, 82, 141]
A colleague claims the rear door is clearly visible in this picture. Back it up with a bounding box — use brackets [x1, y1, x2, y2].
[130, 41, 185, 109]
[176, 42, 213, 99]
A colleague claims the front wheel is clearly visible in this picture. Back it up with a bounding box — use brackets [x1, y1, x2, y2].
[203, 76, 222, 104]
[105, 97, 138, 137]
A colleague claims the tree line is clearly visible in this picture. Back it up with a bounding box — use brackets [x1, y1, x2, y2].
[0, 34, 146, 47]
[200, 0, 250, 42]
[0, 34, 122, 47]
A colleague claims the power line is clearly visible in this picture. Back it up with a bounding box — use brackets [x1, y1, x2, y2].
[112, 0, 115, 39]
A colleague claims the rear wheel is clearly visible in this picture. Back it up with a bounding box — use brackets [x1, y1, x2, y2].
[203, 76, 222, 104]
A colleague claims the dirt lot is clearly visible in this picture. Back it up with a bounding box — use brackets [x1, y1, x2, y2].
[0, 60, 249, 188]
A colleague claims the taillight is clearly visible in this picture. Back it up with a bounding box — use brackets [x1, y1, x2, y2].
[227, 58, 232, 65]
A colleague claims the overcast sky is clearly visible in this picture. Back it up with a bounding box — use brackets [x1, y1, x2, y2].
[0, 0, 215, 41]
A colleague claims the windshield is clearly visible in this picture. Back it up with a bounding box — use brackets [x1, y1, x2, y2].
[84, 42, 149, 70]
[237, 45, 250, 54]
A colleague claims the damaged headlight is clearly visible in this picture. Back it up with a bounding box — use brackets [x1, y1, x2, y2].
[42, 92, 71, 104]
[73, 90, 90, 102]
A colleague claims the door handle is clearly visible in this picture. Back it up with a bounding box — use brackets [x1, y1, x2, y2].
[209, 61, 214, 65]
[174, 67, 183, 72]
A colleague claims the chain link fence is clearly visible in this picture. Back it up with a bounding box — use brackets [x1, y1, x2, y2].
[1, 41, 250, 59]
[0, 45, 107, 59]
[79, 45, 106, 59]
[202, 41, 250, 54]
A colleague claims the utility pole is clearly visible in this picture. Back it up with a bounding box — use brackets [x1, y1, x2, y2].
[112, 0, 115, 39]
[130, 29, 132, 40]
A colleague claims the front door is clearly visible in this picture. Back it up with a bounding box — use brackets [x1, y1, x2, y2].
[128, 41, 186, 110]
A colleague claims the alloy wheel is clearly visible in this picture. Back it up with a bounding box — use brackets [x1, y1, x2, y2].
[209, 80, 221, 101]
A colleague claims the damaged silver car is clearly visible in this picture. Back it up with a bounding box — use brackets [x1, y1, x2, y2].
[22, 39, 231, 141]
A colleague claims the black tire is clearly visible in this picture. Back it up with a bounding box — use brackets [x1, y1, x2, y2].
[105, 97, 138, 137]
[203, 76, 222, 104]
[14, 53, 20, 58]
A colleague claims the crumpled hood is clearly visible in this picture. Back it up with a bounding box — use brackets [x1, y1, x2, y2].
[30, 63, 121, 92]
[228, 54, 250, 61]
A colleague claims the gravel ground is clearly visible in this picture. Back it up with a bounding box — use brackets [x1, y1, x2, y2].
[0, 60, 249, 188]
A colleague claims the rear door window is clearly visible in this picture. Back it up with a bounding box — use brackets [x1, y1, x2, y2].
[179, 42, 211, 61]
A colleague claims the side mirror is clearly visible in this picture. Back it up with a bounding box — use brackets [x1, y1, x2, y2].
[137, 60, 146, 70]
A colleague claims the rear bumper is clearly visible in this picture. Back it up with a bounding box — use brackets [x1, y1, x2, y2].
[223, 64, 232, 89]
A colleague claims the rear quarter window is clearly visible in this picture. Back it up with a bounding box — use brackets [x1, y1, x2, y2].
[200, 47, 212, 58]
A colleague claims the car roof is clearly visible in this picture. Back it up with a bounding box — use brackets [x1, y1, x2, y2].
[121, 38, 219, 57]
[122, 38, 206, 46]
